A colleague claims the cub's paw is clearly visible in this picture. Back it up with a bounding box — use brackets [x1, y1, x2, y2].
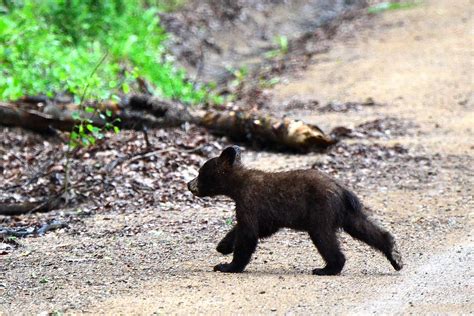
[213, 263, 243, 273]
[216, 242, 233, 255]
[389, 245, 403, 271]
[312, 267, 342, 276]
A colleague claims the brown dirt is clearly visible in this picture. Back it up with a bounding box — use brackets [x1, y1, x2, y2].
[160, 0, 364, 84]
[1, 0, 473, 314]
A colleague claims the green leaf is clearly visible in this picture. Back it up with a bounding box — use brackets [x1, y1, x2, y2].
[111, 94, 120, 102]
[0, 1, 215, 104]
[113, 126, 120, 134]
[368, 1, 418, 14]
[71, 112, 81, 121]
[70, 131, 79, 140]
[105, 109, 112, 117]
[85, 106, 95, 113]
[122, 82, 130, 94]
[264, 50, 279, 59]
[81, 136, 90, 146]
[87, 135, 96, 145]
[86, 124, 94, 132]
[277, 35, 288, 53]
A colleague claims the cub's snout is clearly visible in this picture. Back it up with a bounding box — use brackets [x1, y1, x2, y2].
[187, 177, 199, 195]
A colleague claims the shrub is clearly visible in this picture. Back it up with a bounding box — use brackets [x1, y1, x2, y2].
[0, 0, 209, 103]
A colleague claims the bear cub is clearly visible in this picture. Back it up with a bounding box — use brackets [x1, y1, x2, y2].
[187, 146, 403, 275]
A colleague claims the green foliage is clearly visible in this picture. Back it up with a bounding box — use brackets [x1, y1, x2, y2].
[265, 35, 289, 59]
[0, 0, 210, 103]
[367, 1, 420, 14]
[39, 277, 49, 284]
[276, 35, 289, 54]
[69, 105, 121, 149]
[145, 0, 188, 12]
[63, 52, 121, 149]
[227, 66, 249, 88]
[259, 77, 280, 89]
[225, 217, 234, 226]
[6, 236, 17, 242]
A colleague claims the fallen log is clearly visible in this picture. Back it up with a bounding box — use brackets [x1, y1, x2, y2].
[0, 98, 189, 133]
[0, 220, 67, 238]
[126, 95, 336, 152]
[0, 95, 336, 152]
[0, 102, 77, 133]
[199, 110, 336, 152]
[0, 195, 63, 216]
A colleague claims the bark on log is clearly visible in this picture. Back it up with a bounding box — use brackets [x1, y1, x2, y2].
[0, 95, 336, 152]
[0, 100, 184, 132]
[0, 102, 77, 133]
[126, 95, 336, 151]
[0, 196, 63, 216]
[0, 220, 67, 238]
[199, 110, 336, 152]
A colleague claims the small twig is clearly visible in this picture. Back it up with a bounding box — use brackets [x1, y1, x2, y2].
[78, 52, 109, 108]
[0, 220, 68, 239]
[178, 144, 207, 154]
[0, 186, 65, 216]
[126, 148, 171, 164]
[143, 126, 151, 148]
[105, 148, 171, 173]
[36, 220, 68, 236]
[137, 77, 153, 95]
[5, 152, 36, 180]
[65, 52, 108, 202]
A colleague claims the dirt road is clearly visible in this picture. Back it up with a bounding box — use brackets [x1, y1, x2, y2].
[2, 0, 473, 314]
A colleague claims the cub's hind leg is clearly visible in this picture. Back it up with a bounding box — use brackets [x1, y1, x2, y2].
[309, 230, 346, 276]
[343, 213, 403, 271]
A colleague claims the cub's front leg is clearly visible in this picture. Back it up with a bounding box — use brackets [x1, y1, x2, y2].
[216, 225, 236, 255]
[214, 224, 258, 273]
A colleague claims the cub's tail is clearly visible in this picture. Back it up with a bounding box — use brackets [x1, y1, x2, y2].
[341, 189, 403, 271]
[342, 189, 363, 214]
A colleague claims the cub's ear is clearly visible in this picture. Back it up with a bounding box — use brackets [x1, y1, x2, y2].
[219, 146, 241, 166]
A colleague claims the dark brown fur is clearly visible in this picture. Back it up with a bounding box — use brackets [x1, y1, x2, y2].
[187, 146, 403, 275]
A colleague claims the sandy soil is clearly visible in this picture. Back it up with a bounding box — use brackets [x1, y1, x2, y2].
[1, 0, 473, 314]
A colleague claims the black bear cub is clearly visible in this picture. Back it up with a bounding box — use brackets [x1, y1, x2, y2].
[187, 146, 403, 275]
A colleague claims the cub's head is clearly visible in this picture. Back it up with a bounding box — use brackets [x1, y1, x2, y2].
[187, 146, 241, 197]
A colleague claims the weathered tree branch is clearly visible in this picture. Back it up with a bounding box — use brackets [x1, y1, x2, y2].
[0, 220, 67, 238]
[0, 95, 336, 152]
[199, 110, 336, 152]
[0, 195, 63, 216]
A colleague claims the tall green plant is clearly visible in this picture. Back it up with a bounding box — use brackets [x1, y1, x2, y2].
[0, 0, 210, 103]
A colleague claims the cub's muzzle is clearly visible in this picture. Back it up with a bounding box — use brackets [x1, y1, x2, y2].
[187, 177, 199, 195]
